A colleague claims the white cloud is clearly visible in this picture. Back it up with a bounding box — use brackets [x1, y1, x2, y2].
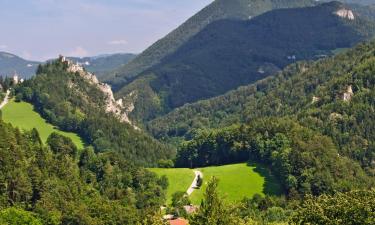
[108, 39, 128, 45]
[67, 46, 89, 57]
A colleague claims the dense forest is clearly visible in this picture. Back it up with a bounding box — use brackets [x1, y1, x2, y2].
[186, 177, 375, 225]
[149, 40, 375, 175]
[15, 58, 174, 166]
[116, 2, 375, 123]
[0, 119, 168, 224]
[175, 119, 372, 197]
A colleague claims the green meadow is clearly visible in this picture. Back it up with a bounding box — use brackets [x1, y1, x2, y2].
[1, 100, 84, 149]
[150, 163, 282, 205]
[148, 168, 195, 205]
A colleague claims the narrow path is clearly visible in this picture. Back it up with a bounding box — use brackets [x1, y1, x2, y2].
[187, 170, 203, 196]
[0, 90, 10, 109]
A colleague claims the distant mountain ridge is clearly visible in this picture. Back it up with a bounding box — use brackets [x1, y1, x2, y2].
[67, 53, 136, 79]
[0, 52, 136, 79]
[0, 52, 40, 78]
[106, 0, 317, 86]
[115, 1, 375, 123]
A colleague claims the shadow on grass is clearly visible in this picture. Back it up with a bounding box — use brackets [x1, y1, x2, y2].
[247, 161, 284, 196]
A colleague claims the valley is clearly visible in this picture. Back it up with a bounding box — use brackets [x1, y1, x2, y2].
[0, 0, 374, 224]
[150, 163, 282, 205]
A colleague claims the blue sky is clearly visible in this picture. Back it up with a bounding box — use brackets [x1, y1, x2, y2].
[0, 0, 213, 61]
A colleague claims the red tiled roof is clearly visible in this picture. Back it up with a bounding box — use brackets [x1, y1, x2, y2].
[169, 218, 189, 225]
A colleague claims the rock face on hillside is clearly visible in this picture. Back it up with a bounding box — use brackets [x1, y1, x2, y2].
[60, 56, 138, 129]
[335, 8, 355, 20]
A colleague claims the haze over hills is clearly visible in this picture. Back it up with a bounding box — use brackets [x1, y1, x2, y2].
[114, 1, 375, 123]
[67, 53, 136, 79]
[0, 52, 40, 78]
[1, 1, 375, 224]
[105, 0, 317, 86]
[0, 52, 136, 79]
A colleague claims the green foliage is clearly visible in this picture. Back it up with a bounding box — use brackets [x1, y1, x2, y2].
[190, 177, 235, 225]
[1, 100, 84, 148]
[106, 0, 316, 86]
[150, 40, 375, 176]
[117, 2, 375, 123]
[176, 119, 372, 197]
[292, 189, 375, 225]
[0, 118, 168, 224]
[157, 159, 174, 168]
[16, 59, 174, 166]
[148, 168, 194, 204]
[0, 208, 43, 225]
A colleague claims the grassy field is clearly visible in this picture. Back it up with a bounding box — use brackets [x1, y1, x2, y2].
[150, 163, 282, 205]
[1, 100, 85, 149]
[148, 168, 195, 205]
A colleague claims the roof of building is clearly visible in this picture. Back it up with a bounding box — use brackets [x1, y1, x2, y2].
[169, 218, 189, 225]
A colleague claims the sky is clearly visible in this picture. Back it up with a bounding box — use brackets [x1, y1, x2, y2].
[0, 0, 213, 61]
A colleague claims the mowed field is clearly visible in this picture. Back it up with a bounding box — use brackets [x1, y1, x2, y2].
[148, 168, 195, 205]
[150, 163, 282, 205]
[1, 100, 85, 149]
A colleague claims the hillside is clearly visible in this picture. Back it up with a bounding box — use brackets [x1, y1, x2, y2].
[1, 100, 84, 148]
[0, 116, 169, 224]
[106, 0, 317, 86]
[149, 39, 375, 174]
[116, 2, 375, 122]
[68, 53, 136, 79]
[15, 57, 174, 166]
[0, 52, 40, 78]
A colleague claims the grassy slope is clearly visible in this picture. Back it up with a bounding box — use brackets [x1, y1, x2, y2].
[1, 100, 84, 149]
[149, 168, 195, 205]
[150, 163, 282, 205]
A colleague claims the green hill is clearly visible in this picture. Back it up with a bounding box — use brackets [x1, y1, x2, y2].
[0, 52, 40, 79]
[15, 57, 174, 166]
[106, 0, 317, 86]
[1, 100, 84, 148]
[149, 39, 375, 176]
[116, 2, 375, 122]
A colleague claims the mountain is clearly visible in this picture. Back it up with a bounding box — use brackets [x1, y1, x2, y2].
[115, 2, 375, 123]
[105, 0, 317, 85]
[16, 57, 174, 166]
[0, 52, 136, 80]
[0, 52, 40, 78]
[68, 53, 136, 79]
[149, 39, 375, 172]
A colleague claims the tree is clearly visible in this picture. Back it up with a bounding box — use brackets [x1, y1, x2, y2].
[190, 177, 236, 225]
[0, 208, 43, 225]
[292, 189, 375, 225]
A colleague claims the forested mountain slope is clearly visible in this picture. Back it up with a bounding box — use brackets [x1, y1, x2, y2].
[0, 52, 40, 78]
[0, 118, 168, 224]
[15, 57, 174, 166]
[116, 2, 375, 123]
[106, 0, 317, 86]
[149, 40, 375, 175]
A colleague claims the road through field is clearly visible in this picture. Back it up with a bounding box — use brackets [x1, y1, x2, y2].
[0, 90, 10, 109]
[187, 170, 203, 195]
